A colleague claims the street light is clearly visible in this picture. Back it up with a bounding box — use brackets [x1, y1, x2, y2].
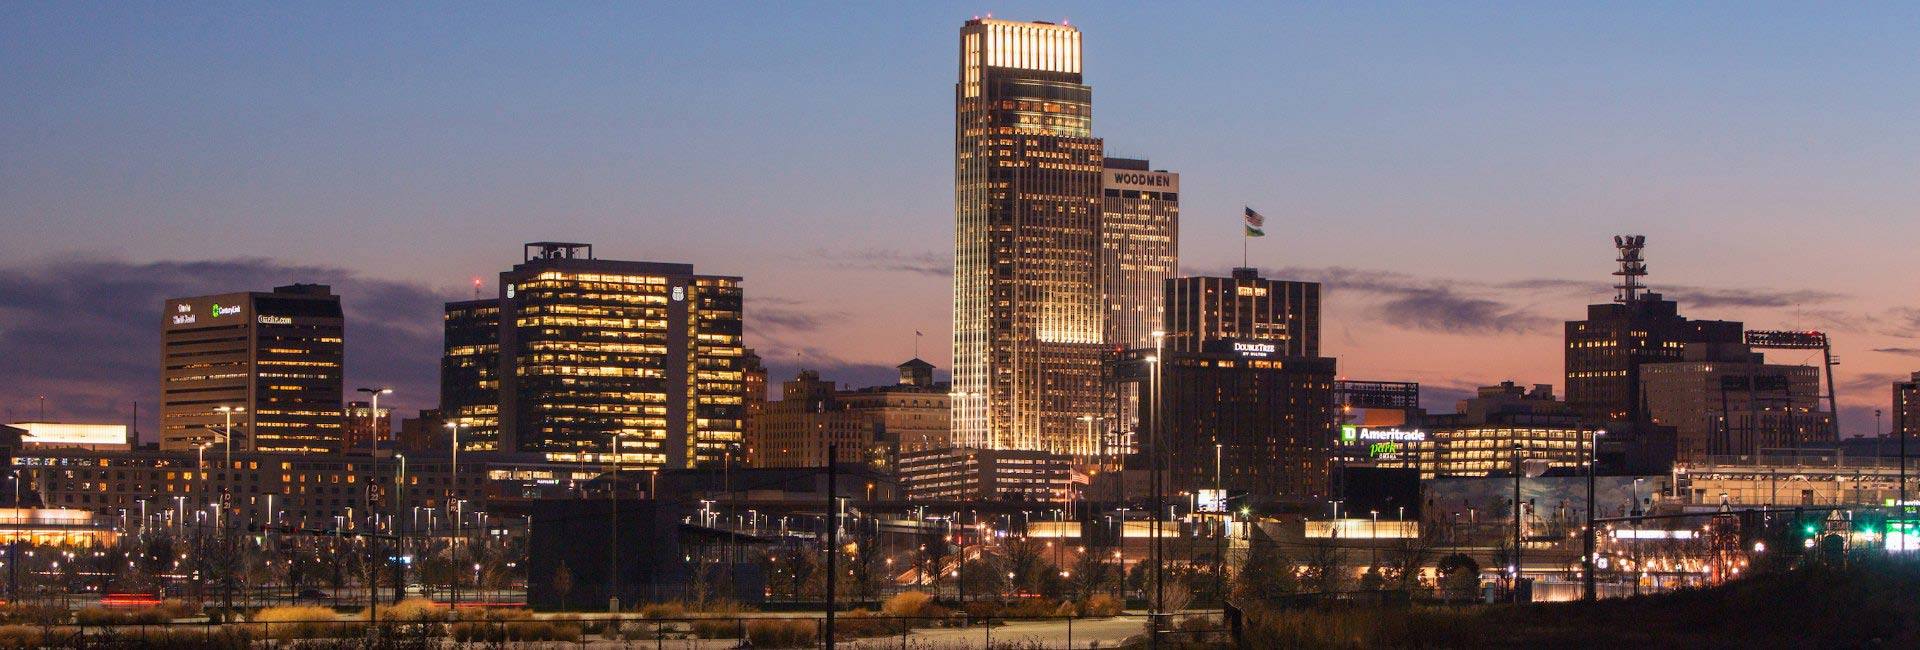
[1583, 429, 1605, 602]
[1512, 442, 1524, 604]
[1148, 330, 1165, 634]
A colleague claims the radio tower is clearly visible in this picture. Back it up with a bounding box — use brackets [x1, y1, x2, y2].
[1612, 235, 1647, 303]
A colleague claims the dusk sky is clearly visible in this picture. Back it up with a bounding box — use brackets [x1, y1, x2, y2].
[3, 2, 1917, 437]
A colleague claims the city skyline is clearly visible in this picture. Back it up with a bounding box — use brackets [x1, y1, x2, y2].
[4, 3, 1918, 438]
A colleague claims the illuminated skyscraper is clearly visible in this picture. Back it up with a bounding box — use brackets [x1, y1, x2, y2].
[443, 243, 745, 469]
[954, 18, 1107, 454]
[159, 284, 344, 453]
[440, 298, 501, 450]
[1101, 158, 1179, 351]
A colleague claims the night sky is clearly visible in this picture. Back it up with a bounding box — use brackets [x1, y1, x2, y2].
[4, 2, 1916, 438]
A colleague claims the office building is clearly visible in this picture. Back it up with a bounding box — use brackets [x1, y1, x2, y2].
[839, 359, 952, 456]
[160, 284, 345, 454]
[746, 361, 951, 469]
[953, 18, 1108, 455]
[1564, 237, 1744, 424]
[1641, 347, 1835, 461]
[442, 243, 745, 470]
[440, 299, 502, 451]
[1113, 343, 1338, 507]
[748, 370, 874, 468]
[342, 401, 392, 451]
[899, 447, 1072, 502]
[1163, 269, 1320, 357]
[741, 348, 768, 442]
[1101, 158, 1179, 351]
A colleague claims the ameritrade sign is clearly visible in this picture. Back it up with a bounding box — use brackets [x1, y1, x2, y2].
[1340, 426, 1427, 443]
[1104, 169, 1180, 193]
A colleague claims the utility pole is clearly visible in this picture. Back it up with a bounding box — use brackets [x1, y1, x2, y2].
[826, 446, 837, 649]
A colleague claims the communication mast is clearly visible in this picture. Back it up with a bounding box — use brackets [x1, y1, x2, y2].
[1612, 235, 1648, 303]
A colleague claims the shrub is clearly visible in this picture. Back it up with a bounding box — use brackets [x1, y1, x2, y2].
[95, 627, 252, 650]
[639, 602, 686, 619]
[690, 618, 742, 639]
[450, 621, 500, 643]
[76, 606, 170, 626]
[621, 619, 663, 641]
[457, 606, 531, 622]
[747, 618, 818, 648]
[0, 605, 67, 626]
[382, 597, 447, 622]
[254, 605, 357, 640]
[1081, 594, 1124, 617]
[962, 601, 1001, 620]
[883, 591, 936, 618]
[158, 599, 201, 619]
[1002, 598, 1064, 619]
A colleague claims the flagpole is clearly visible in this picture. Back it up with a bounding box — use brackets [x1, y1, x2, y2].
[1242, 231, 1249, 269]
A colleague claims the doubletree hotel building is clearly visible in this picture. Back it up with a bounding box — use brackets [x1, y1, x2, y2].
[160, 284, 345, 453]
[441, 243, 746, 470]
[1113, 342, 1338, 508]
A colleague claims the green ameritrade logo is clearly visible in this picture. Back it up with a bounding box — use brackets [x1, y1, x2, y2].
[209, 303, 243, 318]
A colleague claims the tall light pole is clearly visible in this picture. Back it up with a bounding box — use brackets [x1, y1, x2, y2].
[356, 388, 392, 523]
[1512, 442, 1523, 604]
[1583, 430, 1604, 602]
[1148, 329, 1165, 633]
[445, 421, 461, 608]
[215, 406, 243, 525]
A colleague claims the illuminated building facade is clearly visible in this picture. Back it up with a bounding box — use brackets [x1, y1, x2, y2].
[1101, 158, 1179, 351]
[899, 447, 1072, 502]
[159, 284, 345, 453]
[6, 423, 131, 451]
[954, 18, 1107, 455]
[449, 243, 746, 470]
[1164, 269, 1319, 357]
[441, 298, 502, 451]
[1418, 382, 1594, 478]
[1641, 352, 1834, 461]
[1113, 343, 1338, 507]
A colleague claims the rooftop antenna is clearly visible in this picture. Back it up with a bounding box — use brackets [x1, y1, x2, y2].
[1612, 235, 1647, 303]
[472, 277, 483, 299]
